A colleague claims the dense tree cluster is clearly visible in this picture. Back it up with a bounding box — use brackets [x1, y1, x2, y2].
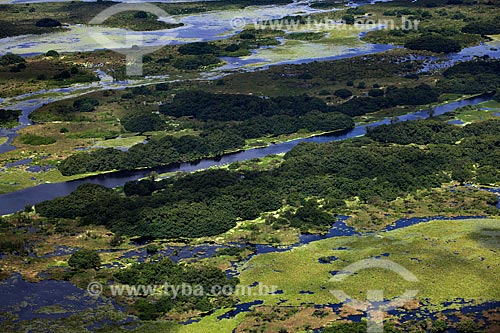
[0, 54, 25, 66]
[178, 42, 221, 55]
[39, 119, 500, 238]
[121, 111, 165, 133]
[334, 84, 439, 116]
[72, 98, 99, 112]
[35, 18, 61, 28]
[160, 91, 332, 121]
[113, 258, 238, 319]
[0, 109, 21, 127]
[461, 17, 500, 35]
[58, 91, 355, 175]
[405, 35, 462, 53]
[172, 54, 220, 70]
[437, 60, 500, 94]
[68, 249, 101, 270]
[58, 131, 245, 175]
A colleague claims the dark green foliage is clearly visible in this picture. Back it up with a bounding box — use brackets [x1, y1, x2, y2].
[36, 183, 123, 219]
[19, 134, 56, 146]
[234, 112, 354, 139]
[68, 249, 101, 270]
[73, 98, 99, 112]
[225, 44, 240, 52]
[53, 70, 71, 80]
[239, 31, 256, 39]
[40, 118, 500, 238]
[405, 35, 462, 53]
[155, 82, 169, 91]
[178, 42, 220, 55]
[461, 17, 500, 35]
[336, 84, 438, 116]
[35, 18, 61, 28]
[437, 60, 500, 94]
[290, 200, 336, 230]
[0, 54, 25, 66]
[131, 86, 152, 96]
[45, 50, 59, 57]
[455, 319, 478, 333]
[110, 233, 124, 247]
[342, 14, 355, 25]
[172, 54, 220, 70]
[121, 111, 165, 133]
[0, 109, 21, 127]
[133, 11, 148, 19]
[161, 91, 332, 121]
[145, 244, 159, 254]
[138, 202, 237, 238]
[334, 89, 353, 99]
[216, 247, 246, 257]
[368, 88, 384, 97]
[58, 131, 245, 175]
[114, 258, 237, 319]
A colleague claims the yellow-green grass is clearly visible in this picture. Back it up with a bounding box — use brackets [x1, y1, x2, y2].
[93, 136, 146, 149]
[174, 218, 500, 333]
[450, 102, 500, 124]
[478, 100, 500, 109]
[0, 137, 8, 145]
[235, 218, 500, 307]
[0, 168, 84, 194]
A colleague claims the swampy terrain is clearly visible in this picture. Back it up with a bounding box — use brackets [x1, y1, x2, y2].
[0, 0, 499, 332]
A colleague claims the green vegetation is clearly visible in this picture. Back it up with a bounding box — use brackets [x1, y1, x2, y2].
[361, 0, 494, 49]
[19, 134, 56, 146]
[37, 118, 500, 239]
[405, 35, 462, 53]
[0, 109, 21, 128]
[121, 111, 165, 133]
[68, 249, 101, 270]
[102, 11, 183, 31]
[111, 258, 238, 320]
[239, 218, 500, 304]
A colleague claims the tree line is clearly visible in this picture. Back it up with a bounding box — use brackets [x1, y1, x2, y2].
[38, 118, 500, 239]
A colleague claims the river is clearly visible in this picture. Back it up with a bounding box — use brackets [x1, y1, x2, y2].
[0, 93, 493, 215]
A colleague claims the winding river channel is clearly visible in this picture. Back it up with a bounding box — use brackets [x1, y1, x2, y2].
[0, 93, 493, 215]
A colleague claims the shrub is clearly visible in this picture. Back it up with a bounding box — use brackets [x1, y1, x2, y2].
[45, 50, 59, 57]
[342, 14, 355, 25]
[35, 18, 61, 28]
[68, 249, 101, 270]
[404, 35, 461, 53]
[121, 111, 165, 133]
[155, 83, 169, 91]
[334, 89, 353, 99]
[145, 244, 159, 254]
[239, 31, 256, 39]
[133, 11, 148, 19]
[368, 88, 384, 97]
[0, 54, 25, 66]
[178, 42, 220, 55]
[462, 19, 500, 35]
[19, 134, 56, 146]
[73, 98, 99, 112]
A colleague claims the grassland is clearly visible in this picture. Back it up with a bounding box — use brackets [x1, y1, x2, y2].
[179, 218, 500, 333]
[360, 0, 494, 47]
[445, 101, 500, 124]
